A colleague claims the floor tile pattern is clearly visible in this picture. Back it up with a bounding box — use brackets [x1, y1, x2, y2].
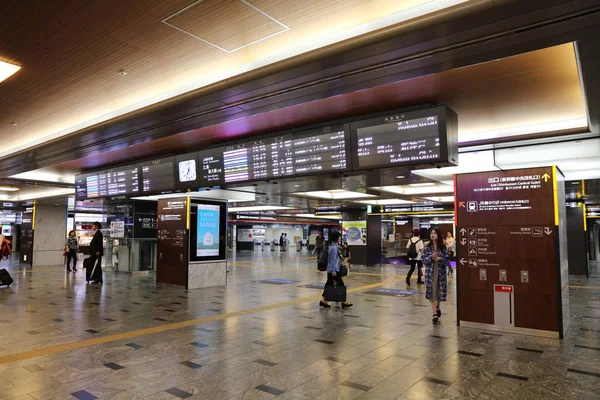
[0, 252, 598, 399]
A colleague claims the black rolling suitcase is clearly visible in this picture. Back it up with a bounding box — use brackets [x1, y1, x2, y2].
[0, 268, 14, 287]
[84, 257, 101, 283]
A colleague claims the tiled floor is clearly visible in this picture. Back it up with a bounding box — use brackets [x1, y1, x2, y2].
[0, 251, 599, 399]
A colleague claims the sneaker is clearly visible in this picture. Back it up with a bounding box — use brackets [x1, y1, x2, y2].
[341, 303, 353, 309]
[417, 280, 424, 285]
[436, 307, 442, 317]
[319, 301, 331, 309]
[405, 278, 411, 286]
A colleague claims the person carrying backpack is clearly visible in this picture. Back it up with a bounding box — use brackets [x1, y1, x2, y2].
[406, 228, 424, 285]
[315, 232, 324, 258]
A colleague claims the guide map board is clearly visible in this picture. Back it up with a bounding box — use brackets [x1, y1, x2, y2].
[156, 198, 188, 286]
[455, 167, 568, 337]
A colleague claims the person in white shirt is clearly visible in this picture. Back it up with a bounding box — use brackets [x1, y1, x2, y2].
[406, 229, 425, 285]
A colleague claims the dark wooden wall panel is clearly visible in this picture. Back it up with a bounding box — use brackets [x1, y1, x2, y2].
[156, 198, 188, 286]
[456, 167, 563, 334]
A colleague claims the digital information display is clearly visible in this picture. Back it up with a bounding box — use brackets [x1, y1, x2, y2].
[74, 106, 456, 199]
[199, 148, 224, 185]
[141, 157, 175, 193]
[196, 204, 221, 257]
[356, 115, 440, 168]
[84, 166, 140, 198]
[76, 176, 87, 200]
[197, 126, 349, 186]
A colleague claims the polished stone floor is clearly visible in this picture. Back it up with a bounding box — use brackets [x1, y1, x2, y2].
[0, 250, 599, 399]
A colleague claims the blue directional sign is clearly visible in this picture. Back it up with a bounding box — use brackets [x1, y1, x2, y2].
[258, 279, 300, 285]
[365, 288, 419, 297]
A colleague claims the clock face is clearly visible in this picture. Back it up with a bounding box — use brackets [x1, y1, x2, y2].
[178, 160, 197, 182]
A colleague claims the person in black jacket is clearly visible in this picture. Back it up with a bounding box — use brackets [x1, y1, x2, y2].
[89, 221, 104, 284]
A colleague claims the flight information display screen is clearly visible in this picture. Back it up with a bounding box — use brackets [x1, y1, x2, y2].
[355, 114, 441, 168]
[197, 125, 349, 186]
[84, 166, 140, 198]
[141, 157, 175, 193]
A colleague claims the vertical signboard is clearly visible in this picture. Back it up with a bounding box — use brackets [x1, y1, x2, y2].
[157, 198, 188, 286]
[20, 206, 34, 265]
[455, 167, 568, 337]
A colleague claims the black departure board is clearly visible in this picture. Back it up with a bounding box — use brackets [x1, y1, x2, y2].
[293, 129, 347, 174]
[80, 166, 140, 199]
[197, 125, 349, 186]
[351, 106, 456, 170]
[141, 157, 175, 193]
[356, 115, 439, 168]
[74, 106, 456, 200]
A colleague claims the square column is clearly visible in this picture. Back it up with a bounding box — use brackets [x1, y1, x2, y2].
[32, 203, 67, 267]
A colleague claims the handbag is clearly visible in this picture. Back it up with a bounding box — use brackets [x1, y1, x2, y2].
[339, 264, 348, 277]
[323, 285, 346, 302]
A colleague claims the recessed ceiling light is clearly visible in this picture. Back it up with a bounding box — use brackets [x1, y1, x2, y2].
[9, 122, 17, 126]
[422, 196, 455, 203]
[0, 60, 21, 83]
[0, 186, 19, 192]
[375, 185, 454, 195]
[408, 183, 435, 187]
[118, 70, 128, 76]
[356, 199, 413, 205]
[293, 213, 341, 220]
[294, 184, 301, 187]
[228, 205, 292, 212]
[296, 190, 376, 200]
[396, 175, 405, 179]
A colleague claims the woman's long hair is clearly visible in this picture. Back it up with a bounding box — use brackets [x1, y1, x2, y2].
[428, 228, 446, 250]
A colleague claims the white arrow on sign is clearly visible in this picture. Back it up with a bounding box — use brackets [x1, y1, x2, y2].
[460, 228, 467, 235]
[459, 258, 467, 266]
[460, 238, 467, 245]
[544, 227, 552, 235]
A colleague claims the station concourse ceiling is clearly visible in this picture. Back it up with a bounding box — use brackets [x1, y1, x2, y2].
[20, 43, 587, 178]
[0, 0, 467, 160]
